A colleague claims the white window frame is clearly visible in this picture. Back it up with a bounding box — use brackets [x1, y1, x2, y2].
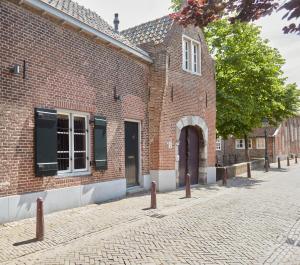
[57, 112, 72, 175]
[183, 39, 190, 71]
[235, 139, 245, 149]
[57, 110, 90, 176]
[182, 35, 201, 75]
[192, 42, 200, 74]
[256, 138, 266, 149]
[216, 137, 222, 151]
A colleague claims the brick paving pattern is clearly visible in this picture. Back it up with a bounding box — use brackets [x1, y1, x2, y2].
[1, 163, 300, 265]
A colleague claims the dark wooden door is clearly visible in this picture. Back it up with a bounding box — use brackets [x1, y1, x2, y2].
[179, 126, 199, 187]
[179, 127, 187, 187]
[125, 121, 139, 187]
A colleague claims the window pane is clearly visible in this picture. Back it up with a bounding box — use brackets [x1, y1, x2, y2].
[193, 44, 198, 73]
[74, 152, 86, 170]
[57, 114, 70, 171]
[183, 40, 191, 71]
[185, 41, 189, 70]
[74, 116, 86, 170]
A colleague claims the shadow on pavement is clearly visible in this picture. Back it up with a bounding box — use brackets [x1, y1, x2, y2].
[254, 167, 288, 173]
[13, 238, 38, 246]
[227, 177, 265, 189]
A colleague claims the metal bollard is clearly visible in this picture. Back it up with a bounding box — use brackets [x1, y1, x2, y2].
[265, 159, 269, 172]
[247, 162, 251, 178]
[278, 157, 281, 169]
[185, 173, 191, 198]
[36, 197, 44, 241]
[150, 181, 157, 209]
[223, 167, 228, 186]
[287, 156, 290, 166]
[295, 155, 298, 164]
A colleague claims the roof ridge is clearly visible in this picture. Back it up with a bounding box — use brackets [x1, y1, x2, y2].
[121, 14, 172, 34]
[121, 15, 174, 46]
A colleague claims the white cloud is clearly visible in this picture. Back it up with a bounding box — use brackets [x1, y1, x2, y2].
[256, 10, 300, 86]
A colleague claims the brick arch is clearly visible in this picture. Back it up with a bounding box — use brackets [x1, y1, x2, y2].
[175, 116, 208, 186]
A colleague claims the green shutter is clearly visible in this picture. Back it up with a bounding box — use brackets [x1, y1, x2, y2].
[35, 108, 58, 176]
[94, 116, 108, 170]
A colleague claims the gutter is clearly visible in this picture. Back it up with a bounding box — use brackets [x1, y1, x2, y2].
[23, 0, 153, 64]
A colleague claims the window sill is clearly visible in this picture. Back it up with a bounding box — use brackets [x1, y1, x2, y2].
[56, 171, 92, 178]
[182, 68, 202, 76]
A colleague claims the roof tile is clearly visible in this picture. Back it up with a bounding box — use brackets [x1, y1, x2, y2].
[40, 0, 146, 55]
[121, 15, 174, 45]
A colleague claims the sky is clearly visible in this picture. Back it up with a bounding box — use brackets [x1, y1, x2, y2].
[75, 0, 299, 86]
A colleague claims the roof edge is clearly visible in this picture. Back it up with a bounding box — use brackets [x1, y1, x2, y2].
[23, 0, 153, 63]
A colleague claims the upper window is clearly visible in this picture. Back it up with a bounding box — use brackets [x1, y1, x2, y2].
[57, 111, 90, 174]
[216, 137, 222, 151]
[235, 139, 245, 149]
[256, 138, 265, 149]
[182, 35, 201, 75]
[235, 139, 252, 149]
[183, 39, 190, 71]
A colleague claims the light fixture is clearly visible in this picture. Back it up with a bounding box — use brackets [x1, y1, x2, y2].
[10, 64, 21, 75]
[114, 86, 121, 101]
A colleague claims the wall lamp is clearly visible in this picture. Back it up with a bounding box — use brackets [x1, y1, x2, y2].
[114, 86, 122, 101]
[10, 64, 21, 75]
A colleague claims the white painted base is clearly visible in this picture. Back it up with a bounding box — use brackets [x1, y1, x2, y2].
[140, 174, 151, 190]
[150, 170, 176, 192]
[0, 179, 126, 224]
[207, 167, 216, 184]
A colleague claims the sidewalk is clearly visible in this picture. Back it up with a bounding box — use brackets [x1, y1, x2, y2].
[0, 161, 299, 265]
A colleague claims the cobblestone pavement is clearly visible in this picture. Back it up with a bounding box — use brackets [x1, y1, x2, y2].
[1, 162, 300, 265]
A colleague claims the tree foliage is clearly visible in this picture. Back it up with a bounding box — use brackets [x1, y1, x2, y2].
[203, 20, 300, 139]
[171, 0, 300, 34]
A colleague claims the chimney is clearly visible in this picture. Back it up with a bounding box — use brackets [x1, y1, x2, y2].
[114, 13, 120, 32]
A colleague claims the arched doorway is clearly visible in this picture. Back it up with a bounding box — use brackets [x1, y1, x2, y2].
[175, 116, 208, 187]
[179, 126, 199, 186]
[179, 126, 204, 186]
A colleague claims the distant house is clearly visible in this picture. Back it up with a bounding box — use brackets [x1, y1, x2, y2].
[216, 116, 300, 166]
[0, 0, 216, 223]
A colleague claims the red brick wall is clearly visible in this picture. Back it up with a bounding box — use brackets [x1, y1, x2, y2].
[147, 24, 216, 170]
[217, 117, 300, 166]
[0, 0, 150, 197]
[274, 117, 300, 158]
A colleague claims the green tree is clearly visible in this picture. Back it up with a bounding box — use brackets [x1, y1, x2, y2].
[170, 0, 183, 12]
[203, 19, 300, 160]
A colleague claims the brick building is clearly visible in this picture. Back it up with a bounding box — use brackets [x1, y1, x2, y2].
[0, 0, 216, 223]
[216, 116, 300, 166]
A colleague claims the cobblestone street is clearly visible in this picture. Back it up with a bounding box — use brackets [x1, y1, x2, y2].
[1, 162, 300, 265]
